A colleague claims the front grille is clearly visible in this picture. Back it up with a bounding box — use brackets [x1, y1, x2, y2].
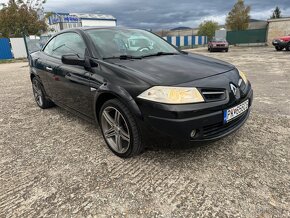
[201, 89, 226, 102]
[202, 111, 247, 138]
[216, 44, 225, 47]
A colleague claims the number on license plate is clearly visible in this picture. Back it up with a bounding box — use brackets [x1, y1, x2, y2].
[224, 100, 249, 123]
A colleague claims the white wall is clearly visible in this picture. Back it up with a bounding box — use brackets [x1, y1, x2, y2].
[81, 19, 116, 27]
[10, 38, 27, 58]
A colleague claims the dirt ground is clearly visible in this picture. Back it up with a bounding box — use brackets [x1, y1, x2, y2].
[0, 47, 289, 217]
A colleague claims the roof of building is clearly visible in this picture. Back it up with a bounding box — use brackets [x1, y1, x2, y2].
[249, 19, 267, 22]
[70, 13, 116, 21]
[170, 27, 191, 31]
[268, 17, 290, 22]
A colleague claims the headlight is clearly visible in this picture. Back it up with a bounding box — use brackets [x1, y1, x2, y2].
[137, 86, 204, 104]
[238, 70, 248, 85]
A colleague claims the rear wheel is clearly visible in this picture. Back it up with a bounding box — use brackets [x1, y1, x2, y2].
[285, 43, 290, 51]
[99, 99, 143, 158]
[32, 77, 54, 109]
[275, 46, 283, 51]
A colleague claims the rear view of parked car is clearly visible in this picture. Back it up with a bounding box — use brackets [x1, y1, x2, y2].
[272, 35, 290, 51]
[208, 38, 229, 52]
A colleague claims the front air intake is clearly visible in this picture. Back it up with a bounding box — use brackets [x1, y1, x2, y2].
[201, 89, 226, 102]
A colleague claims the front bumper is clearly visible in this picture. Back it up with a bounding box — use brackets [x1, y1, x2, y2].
[272, 40, 287, 47]
[136, 85, 253, 143]
[211, 46, 229, 50]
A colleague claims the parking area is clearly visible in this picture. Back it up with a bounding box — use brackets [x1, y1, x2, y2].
[0, 47, 289, 217]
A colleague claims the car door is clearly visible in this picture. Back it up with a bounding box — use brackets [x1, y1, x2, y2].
[35, 37, 61, 98]
[49, 32, 94, 119]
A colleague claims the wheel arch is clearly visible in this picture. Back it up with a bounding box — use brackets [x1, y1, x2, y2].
[94, 87, 143, 125]
[30, 72, 36, 81]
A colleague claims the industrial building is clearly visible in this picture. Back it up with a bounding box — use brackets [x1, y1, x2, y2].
[47, 12, 117, 33]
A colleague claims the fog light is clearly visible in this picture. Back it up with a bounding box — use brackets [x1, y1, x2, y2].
[190, 130, 196, 138]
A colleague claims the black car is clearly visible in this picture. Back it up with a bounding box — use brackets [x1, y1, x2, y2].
[29, 28, 253, 158]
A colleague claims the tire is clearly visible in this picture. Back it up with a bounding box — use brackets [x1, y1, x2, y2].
[275, 46, 283, 51]
[286, 43, 290, 51]
[209, 47, 213, 52]
[32, 77, 55, 109]
[99, 99, 143, 158]
[225, 49, 229, 52]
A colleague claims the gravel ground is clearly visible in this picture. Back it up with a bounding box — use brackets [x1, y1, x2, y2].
[0, 47, 289, 217]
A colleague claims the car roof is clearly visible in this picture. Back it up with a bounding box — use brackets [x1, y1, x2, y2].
[60, 27, 141, 33]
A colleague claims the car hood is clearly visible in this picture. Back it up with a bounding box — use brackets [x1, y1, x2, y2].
[277, 36, 290, 40]
[108, 53, 235, 85]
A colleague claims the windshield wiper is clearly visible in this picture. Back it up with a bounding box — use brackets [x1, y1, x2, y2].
[103, 55, 142, 60]
[142, 52, 179, 58]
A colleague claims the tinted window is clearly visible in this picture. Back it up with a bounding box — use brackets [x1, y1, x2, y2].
[43, 37, 56, 55]
[50, 32, 86, 58]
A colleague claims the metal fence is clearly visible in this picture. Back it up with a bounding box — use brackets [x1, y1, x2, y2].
[0, 36, 52, 60]
[163, 35, 208, 48]
[226, 28, 267, 45]
[0, 38, 13, 59]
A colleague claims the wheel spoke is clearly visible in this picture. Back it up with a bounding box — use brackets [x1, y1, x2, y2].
[103, 110, 115, 126]
[33, 83, 42, 96]
[120, 128, 130, 142]
[115, 134, 122, 151]
[38, 95, 43, 106]
[104, 127, 115, 138]
[114, 110, 120, 125]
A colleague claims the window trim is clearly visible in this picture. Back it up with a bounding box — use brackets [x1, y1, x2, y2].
[42, 31, 87, 60]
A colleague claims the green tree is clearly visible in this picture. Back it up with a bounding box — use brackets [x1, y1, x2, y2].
[0, 0, 47, 37]
[197, 21, 219, 40]
[226, 0, 251, 31]
[9, 0, 46, 11]
[270, 6, 282, 19]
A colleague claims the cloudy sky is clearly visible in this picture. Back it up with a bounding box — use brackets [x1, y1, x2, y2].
[2, 0, 290, 30]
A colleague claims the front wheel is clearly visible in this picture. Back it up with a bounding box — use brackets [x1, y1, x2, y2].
[275, 46, 283, 51]
[99, 99, 143, 158]
[285, 43, 290, 51]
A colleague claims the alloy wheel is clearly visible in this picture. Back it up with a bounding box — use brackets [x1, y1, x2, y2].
[32, 80, 43, 107]
[101, 106, 131, 154]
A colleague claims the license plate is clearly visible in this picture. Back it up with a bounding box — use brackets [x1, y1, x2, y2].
[223, 100, 249, 123]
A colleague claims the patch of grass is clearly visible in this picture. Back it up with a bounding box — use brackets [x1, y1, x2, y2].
[0, 58, 28, 64]
[178, 45, 207, 50]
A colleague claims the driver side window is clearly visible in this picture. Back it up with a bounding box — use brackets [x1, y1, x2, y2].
[44, 32, 86, 59]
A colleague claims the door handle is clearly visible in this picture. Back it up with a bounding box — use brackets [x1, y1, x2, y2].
[46, 67, 53, 71]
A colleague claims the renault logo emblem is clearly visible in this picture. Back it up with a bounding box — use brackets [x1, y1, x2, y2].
[230, 84, 237, 96]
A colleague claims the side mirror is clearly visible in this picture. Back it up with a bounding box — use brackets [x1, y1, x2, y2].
[62, 54, 85, 66]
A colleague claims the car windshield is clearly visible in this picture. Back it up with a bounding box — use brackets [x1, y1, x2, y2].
[86, 29, 179, 59]
[213, 38, 226, 42]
